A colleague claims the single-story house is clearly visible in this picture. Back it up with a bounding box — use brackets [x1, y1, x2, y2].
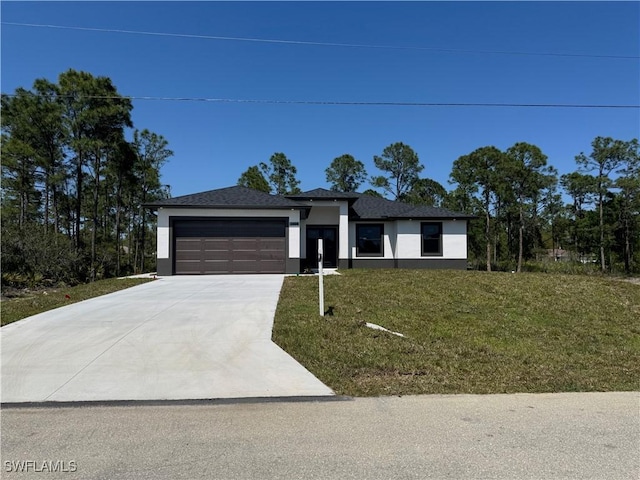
[145, 186, 474, 275]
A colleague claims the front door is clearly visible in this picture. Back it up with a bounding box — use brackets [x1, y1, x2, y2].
[305, 227, 338, 269]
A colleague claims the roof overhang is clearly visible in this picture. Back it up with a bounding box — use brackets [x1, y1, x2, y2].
[143, 203, 311, 219]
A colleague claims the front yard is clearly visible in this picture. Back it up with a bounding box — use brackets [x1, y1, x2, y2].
[272, 270, 640, 396]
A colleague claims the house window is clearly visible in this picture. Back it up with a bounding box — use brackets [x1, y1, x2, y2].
[421, 222, 443, 256]
[356, 224, 384, 256]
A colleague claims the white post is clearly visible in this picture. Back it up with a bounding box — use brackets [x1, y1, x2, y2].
[318, 238, 324, 317]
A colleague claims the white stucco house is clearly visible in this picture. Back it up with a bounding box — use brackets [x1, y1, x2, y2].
[145, 186, 473, 275]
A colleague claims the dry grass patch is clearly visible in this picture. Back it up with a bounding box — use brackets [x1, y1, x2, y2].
[272, 270, 640, 396]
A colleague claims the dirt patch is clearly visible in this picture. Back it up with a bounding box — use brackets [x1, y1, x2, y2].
[1, 287, 61, 302]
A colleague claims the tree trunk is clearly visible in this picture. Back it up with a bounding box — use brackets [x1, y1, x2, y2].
[140, 208, 146, 273]
[624, 210, 631, 274]
[139, 183, 148, 273]
[517, 199, 524, 273]
[75, 149, 83, 250]
[128, 191, 135, 273]
[44, 176, 50, 235]
[133, 227, 139, 274]
[91, 154, 99, 282]
[52, 184, 59, 237]
[115, 175, 122, 276]
[599, 189, 606, 272]
[485, 206, 492, 272]
[19, 191, 25, 229]
[64, 180, 74, 242]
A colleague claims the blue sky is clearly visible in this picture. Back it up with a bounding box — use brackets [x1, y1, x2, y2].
[2, 1, 639, 198]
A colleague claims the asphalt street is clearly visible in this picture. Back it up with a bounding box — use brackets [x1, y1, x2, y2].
[2, 392, 638, 479]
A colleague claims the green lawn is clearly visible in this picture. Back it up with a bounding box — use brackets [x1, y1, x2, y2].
[272, 270, 640, 396]
[1, 278, 154, 326]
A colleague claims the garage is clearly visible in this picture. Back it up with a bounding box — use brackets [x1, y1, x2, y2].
[173, 219, 286, 274]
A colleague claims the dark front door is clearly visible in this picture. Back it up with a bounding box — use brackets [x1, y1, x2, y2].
[305, 227, 338, 269]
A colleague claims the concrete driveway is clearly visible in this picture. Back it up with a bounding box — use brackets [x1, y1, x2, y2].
[1, 275, 334, 403]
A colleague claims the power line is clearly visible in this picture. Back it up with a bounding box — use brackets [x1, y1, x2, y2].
[3, 21, 639, 60]
[3, 93, 639, 108]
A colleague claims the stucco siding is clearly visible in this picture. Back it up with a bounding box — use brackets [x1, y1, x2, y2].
[157, 225, 170, 259]
[338, 203, 349, 259]
[305, 205, 340, 225]
[395, 220, 417, 259]
[442, 220, 467, 259]
[395, 219, 467, 259]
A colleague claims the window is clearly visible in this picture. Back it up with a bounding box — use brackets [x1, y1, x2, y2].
[356, 224, 384, 256]
[421, 222, 442, 256]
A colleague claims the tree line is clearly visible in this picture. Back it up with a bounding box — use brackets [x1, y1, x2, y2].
[1, 70, 173, 287]
[2, 70, 637, 285]
[239, 138, 639, 274]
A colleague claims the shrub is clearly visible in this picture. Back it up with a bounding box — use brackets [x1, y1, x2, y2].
[1, 223, 85, 288]
[522, 260, 603, 276]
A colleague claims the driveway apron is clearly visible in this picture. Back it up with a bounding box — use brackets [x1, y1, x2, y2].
[1, 276, 334, 402]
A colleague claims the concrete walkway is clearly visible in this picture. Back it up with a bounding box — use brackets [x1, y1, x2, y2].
[1, 276, 334, 403]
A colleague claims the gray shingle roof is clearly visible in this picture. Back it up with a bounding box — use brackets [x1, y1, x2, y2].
[145, 185, 472, 219]
[350, 194, 473, 220]
[287, 188, 360, 200]
[145, 186, 308, 209]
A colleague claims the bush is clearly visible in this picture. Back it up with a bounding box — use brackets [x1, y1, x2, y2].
[522, 260, 603, 276]
[1, 223, 85, 288]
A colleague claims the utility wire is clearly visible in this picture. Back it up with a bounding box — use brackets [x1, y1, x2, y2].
[3, 93, 639, 108]
[3, 21, 639, 60]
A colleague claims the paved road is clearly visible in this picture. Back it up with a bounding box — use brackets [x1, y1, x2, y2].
[1, 275, 333, 402]
[2, 392, 638, 479]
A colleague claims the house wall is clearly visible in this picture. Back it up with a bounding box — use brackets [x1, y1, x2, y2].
[342, 219, 467, 270]
[299, 201, 349, 260]
[305, 205, 339, 225]
[395, 219, 467, 259]
[154, 204, 468, 273]
[156, 207, 301, 275]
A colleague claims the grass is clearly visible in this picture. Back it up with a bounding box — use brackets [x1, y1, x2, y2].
[1, 277, 154, 326]
[272, 269, 640, 396]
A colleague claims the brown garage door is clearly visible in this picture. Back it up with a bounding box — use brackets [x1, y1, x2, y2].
[173, 219, 286, 274]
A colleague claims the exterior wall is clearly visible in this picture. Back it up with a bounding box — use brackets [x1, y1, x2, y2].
[154, 204, 468, 274]
[156, 207, 301, 275]
[305, 204, 340, 225]
[395, 219, 467, 259]
[338, 203, 349, 260]
[340, 258, 467, 269]
[344, 218, 467, 270]
[442, 220, 467, 259]
[298, 201, 349, 260]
